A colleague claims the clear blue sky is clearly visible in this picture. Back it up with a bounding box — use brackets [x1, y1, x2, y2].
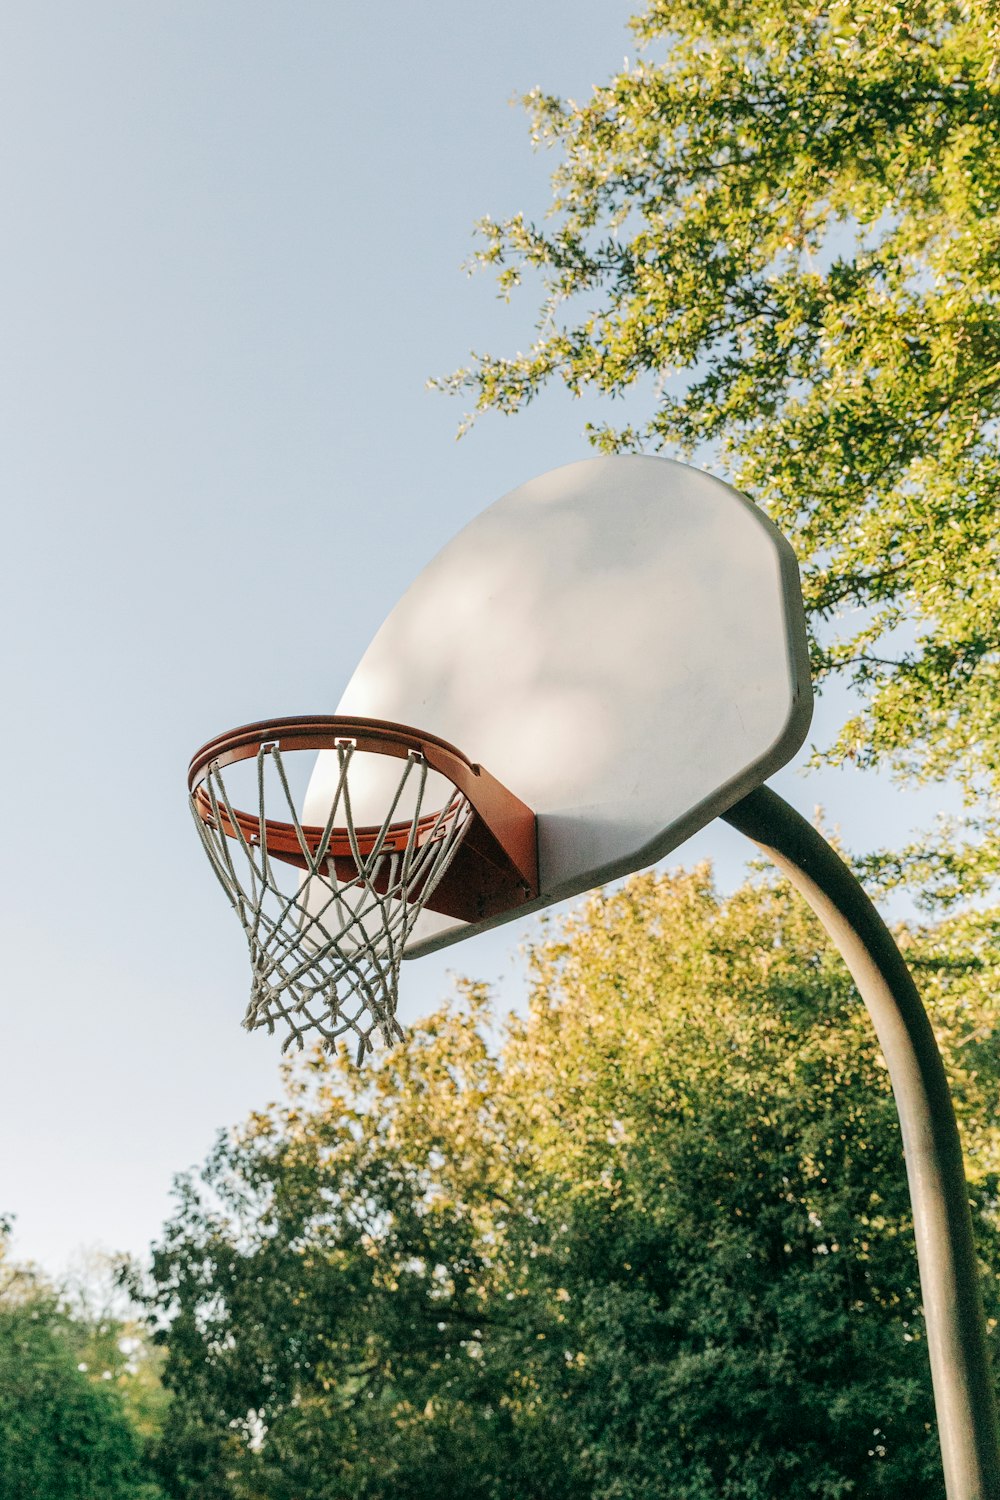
[0, 2, 959, 1277]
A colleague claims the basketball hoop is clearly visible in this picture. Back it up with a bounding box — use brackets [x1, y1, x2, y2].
[188, 717, 537, 1062]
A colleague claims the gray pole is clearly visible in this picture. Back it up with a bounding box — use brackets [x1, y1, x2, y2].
[722, 785, 999, 1500]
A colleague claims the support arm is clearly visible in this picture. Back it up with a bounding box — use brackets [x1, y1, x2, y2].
[722, 784, 999, 1500]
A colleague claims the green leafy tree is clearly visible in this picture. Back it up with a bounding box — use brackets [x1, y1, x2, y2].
[61, 1249, 171, 1448]
[0, 1224, 163, 1500]
[137, 869, 1000, 1498]
[437, 0, 1000, 899]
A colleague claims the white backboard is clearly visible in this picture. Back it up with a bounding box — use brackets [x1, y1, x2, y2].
[304, 456, 812, 954]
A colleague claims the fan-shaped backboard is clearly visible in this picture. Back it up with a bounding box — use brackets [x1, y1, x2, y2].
[304, 455, 812, 955]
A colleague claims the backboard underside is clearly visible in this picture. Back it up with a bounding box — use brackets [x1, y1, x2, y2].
[304, 456, 812, 956]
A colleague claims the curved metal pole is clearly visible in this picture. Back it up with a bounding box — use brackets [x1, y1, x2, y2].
[722, 785, 999, 1500]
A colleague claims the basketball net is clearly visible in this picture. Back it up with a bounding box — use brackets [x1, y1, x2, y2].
[190, 741, 472, 1063]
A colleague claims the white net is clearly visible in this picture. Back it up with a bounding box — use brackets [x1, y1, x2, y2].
[191, 741, 473, 1062]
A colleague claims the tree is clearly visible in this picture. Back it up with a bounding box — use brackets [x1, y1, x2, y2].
[136, 868, 1000, 1498]
[437, 0, 1000, 899]
[0, 1224, 163, 1500]
[60, 1249, 171, 1452]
